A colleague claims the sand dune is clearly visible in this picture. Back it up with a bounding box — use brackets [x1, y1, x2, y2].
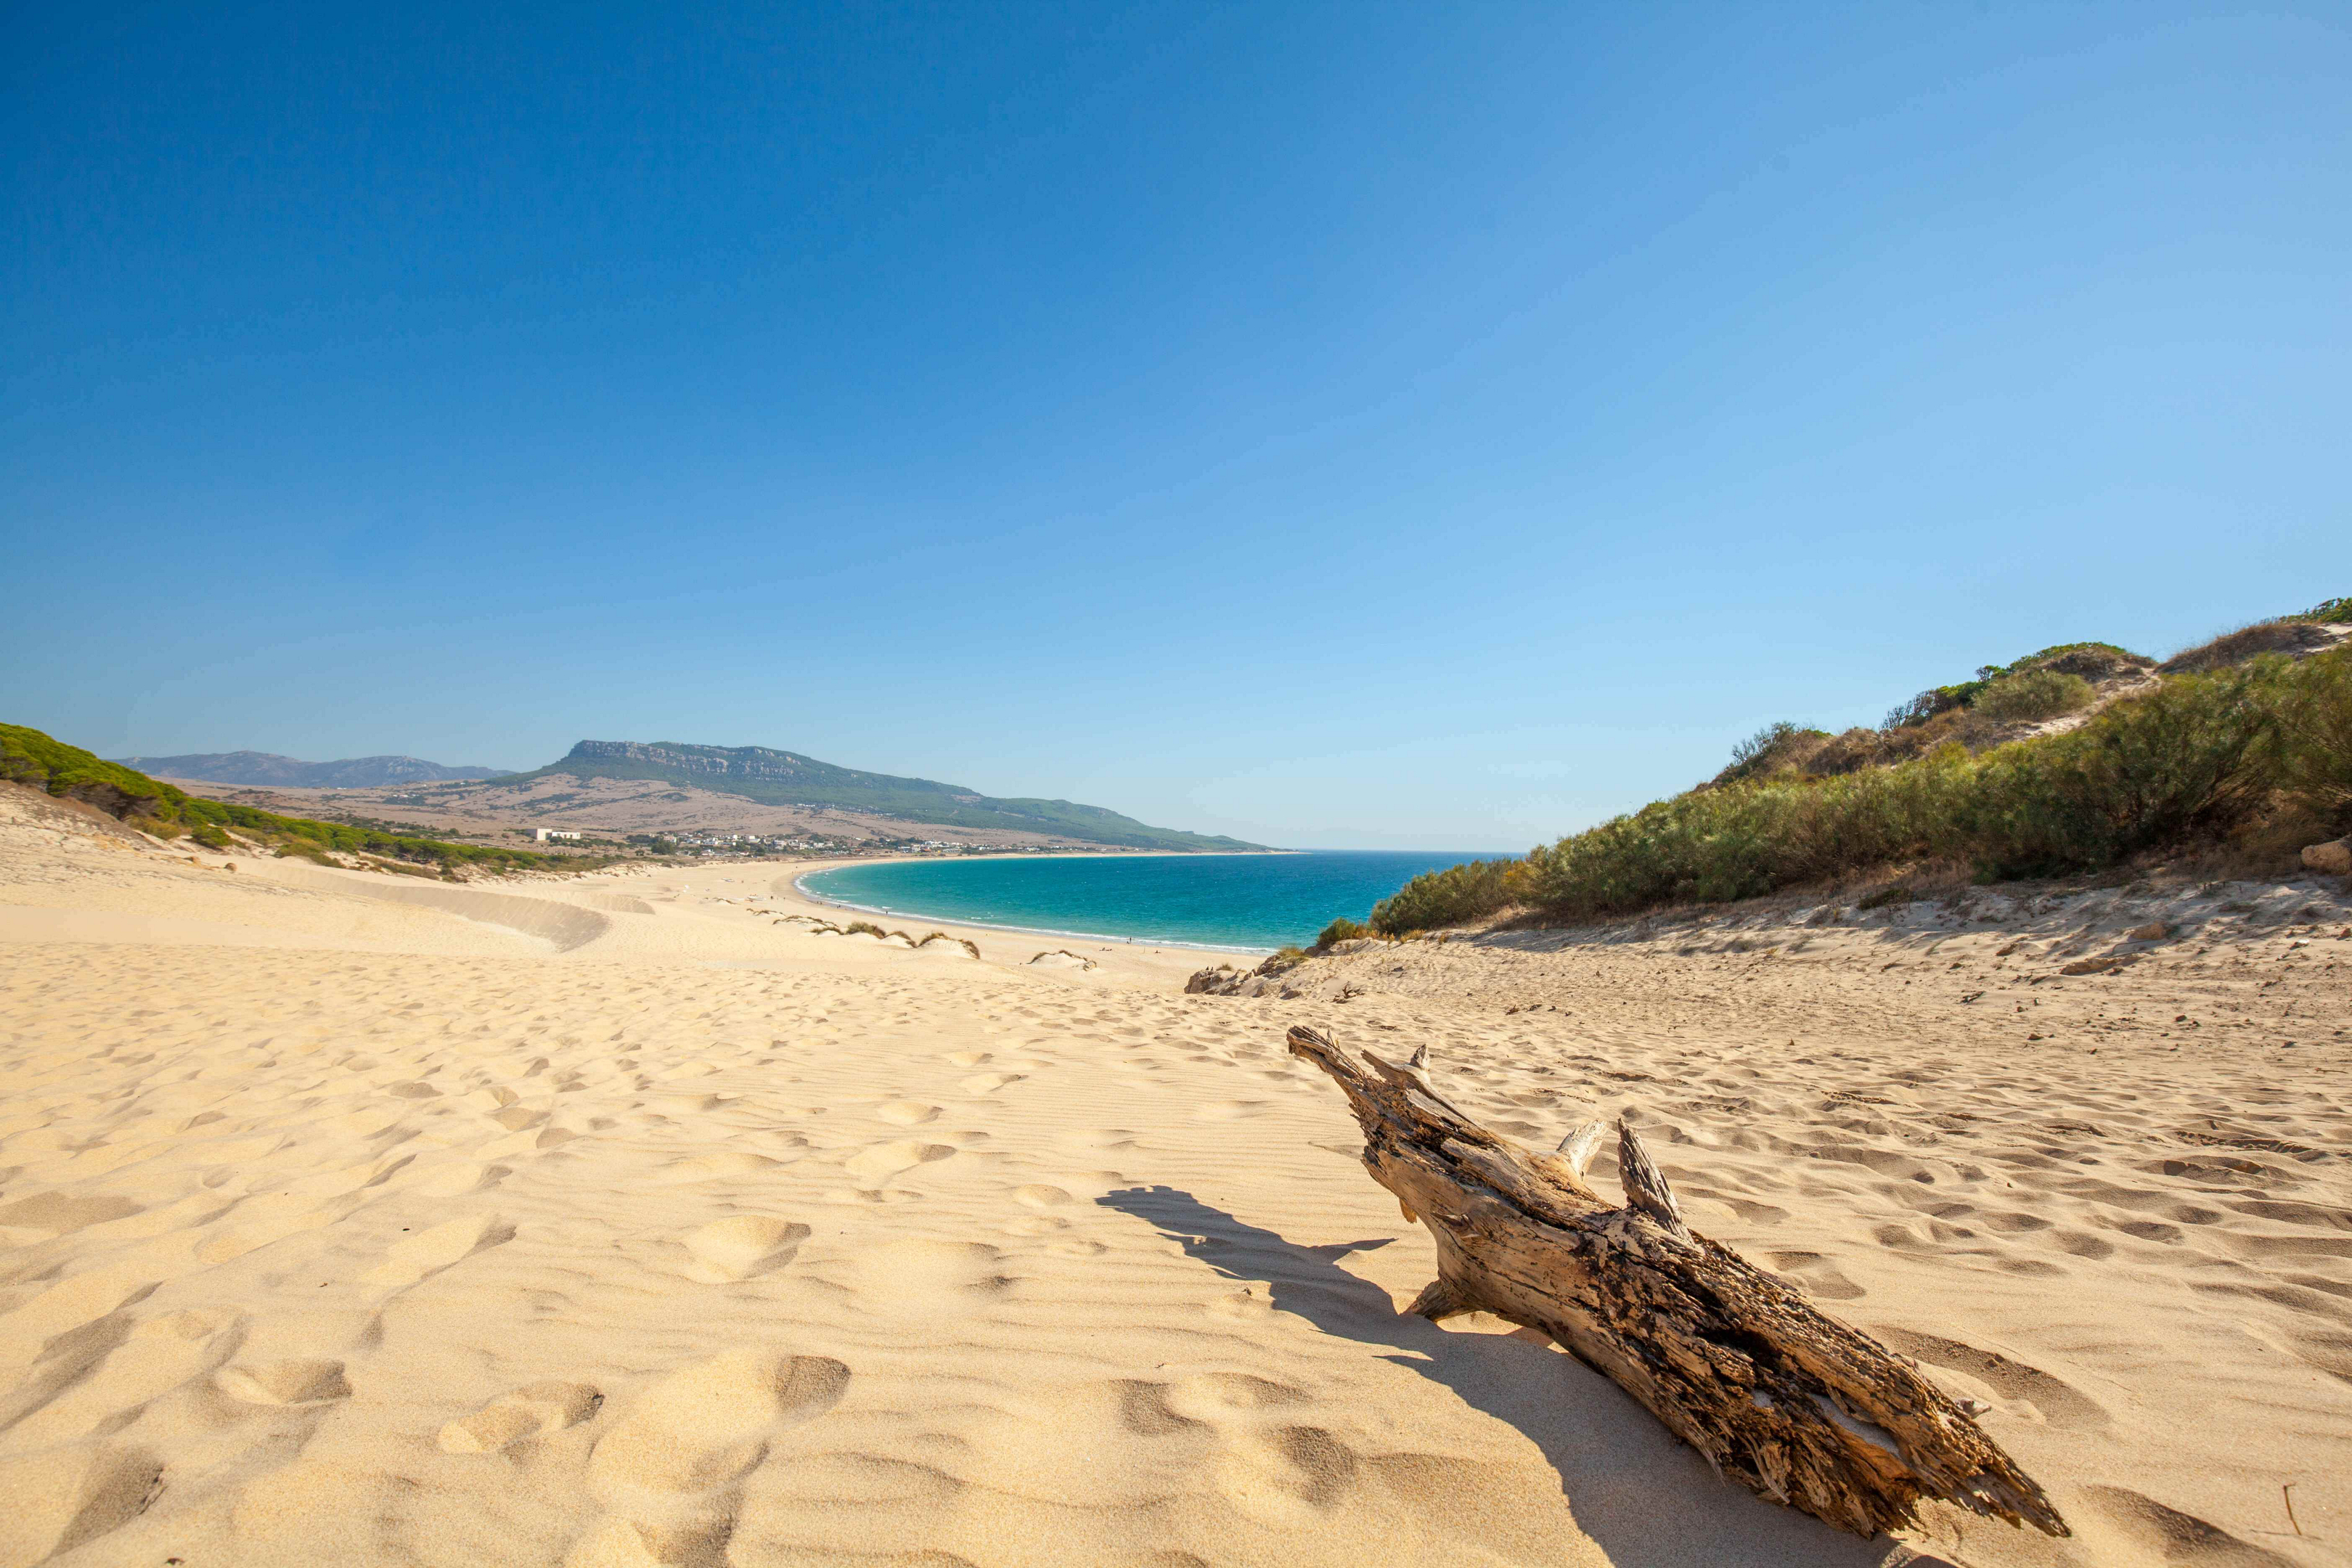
[0, 806, 2345, 1565]
[266, 865, 615, 950]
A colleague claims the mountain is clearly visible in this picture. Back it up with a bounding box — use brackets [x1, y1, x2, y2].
[115, 751, 514, 788]
[502, 740, 1263, 851]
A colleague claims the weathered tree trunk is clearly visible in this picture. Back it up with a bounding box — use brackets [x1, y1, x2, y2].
[1286, 1024, 2067, 1541]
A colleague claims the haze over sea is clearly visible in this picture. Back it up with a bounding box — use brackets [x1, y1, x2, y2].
[799, 851, 1499, 953]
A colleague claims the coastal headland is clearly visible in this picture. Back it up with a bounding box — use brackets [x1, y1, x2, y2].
[2, 778, 2346, 1566]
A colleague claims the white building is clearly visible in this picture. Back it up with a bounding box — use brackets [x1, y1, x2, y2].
[531, 828, 583, 842]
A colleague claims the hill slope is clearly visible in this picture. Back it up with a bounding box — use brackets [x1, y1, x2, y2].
[502, 740, 1262, 851]
[117, 751, 513, 787]
[1364, 597, 2352, 935]
[7, 725, 565, 873]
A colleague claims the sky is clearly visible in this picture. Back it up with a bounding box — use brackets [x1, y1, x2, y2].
[5, 3, 2348, 850]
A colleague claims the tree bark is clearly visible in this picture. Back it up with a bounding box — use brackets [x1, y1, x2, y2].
[1286, 1024, 2067, 1541]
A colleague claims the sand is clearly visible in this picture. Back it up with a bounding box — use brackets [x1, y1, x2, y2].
[1, 793, 2347, 1566]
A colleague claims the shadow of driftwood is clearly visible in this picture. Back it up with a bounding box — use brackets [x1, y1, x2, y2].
[1099, 1184, 1932, 1568]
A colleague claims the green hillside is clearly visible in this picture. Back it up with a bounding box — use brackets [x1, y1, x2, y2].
[1365, 599, 2352, 934]
[500, 740, 1262, 852]
[1, 724, 569, 875]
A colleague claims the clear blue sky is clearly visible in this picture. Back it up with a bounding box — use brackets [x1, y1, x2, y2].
[6, 4, 2346, 849]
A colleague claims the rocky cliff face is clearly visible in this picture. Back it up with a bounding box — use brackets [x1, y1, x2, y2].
[561, 740, 969, 796]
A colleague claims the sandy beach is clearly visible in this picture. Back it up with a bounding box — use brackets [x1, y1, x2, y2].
[1, 787, 2347, 1567]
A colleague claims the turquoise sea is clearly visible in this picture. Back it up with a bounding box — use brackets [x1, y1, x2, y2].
[798, 851, 1503, 953]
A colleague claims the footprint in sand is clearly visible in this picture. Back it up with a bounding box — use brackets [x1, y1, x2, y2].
[945, 1051, 991, 1066]
[1044, 1170, 1129, 1201]
[360, 1213, 511, 1291]
[571, 1348, 849, 1568]
[440, 1380, 604, 1453]
[1212, 1425, 1363, 1527]
[656, 1151, 792, 1184]
[959, 1071, 1024, 1095]
[1166, 1371, 1309, 1420]
[1874, 1328, 2110, 1429]
[218, 1357, 351, 1406]
[874, 1101, 941, 1127]
[847, 1238, 1018, 1313]
[682, 1217, 810, 1282]
[1766, 1250, 1866, 1302]
[842, 1140, 955, 1185]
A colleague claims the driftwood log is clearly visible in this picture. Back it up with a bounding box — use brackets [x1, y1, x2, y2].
[1286, 1024, 2066, 1540]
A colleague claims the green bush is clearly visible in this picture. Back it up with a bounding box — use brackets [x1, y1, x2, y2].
[1964, 663, 2278, 877]
[1440, 662, 2290, 923]
[1972, 669, 2095, 724]
[2275, 645, 2352, 830]
[189, 822, 232, 850]
[1312, 917, 1368, 950]
[1366, 858, 1517, 936]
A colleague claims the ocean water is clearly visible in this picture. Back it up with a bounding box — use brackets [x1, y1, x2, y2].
[798, 851, 1504, 953]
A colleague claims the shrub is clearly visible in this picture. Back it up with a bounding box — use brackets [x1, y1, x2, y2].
[1715, 722, 1831, 785]
[2159, 621, 2339, 675]
[1962, 663, 2278, 878]
[1806, 727, 1887, 776]
[1368, 857, 1518, 936]
[2275, 645, 2352, 830]
[1312, 917, 1368, 950]
[1885, 645, 2147, 731]
[189, 822, 232, 850]
[1972, 669, 2095, 724]
[371, 857, 443, 878]
[1496, 663, 2284, 916]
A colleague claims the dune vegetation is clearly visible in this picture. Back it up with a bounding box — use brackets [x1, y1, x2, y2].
[1, 723, 576, 875]
[1365, 603, 2352, 936]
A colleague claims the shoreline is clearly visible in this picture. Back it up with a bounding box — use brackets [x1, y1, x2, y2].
[788, 849, 1384, 957]
[790, 864, 1276, 956]
[789, 849, 1286, 955]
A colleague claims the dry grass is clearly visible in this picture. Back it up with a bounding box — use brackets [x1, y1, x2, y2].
[2158, 620, 2340, 676]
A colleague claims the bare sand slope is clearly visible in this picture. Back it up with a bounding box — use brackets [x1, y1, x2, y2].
[1, 811, 2346, 1567]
